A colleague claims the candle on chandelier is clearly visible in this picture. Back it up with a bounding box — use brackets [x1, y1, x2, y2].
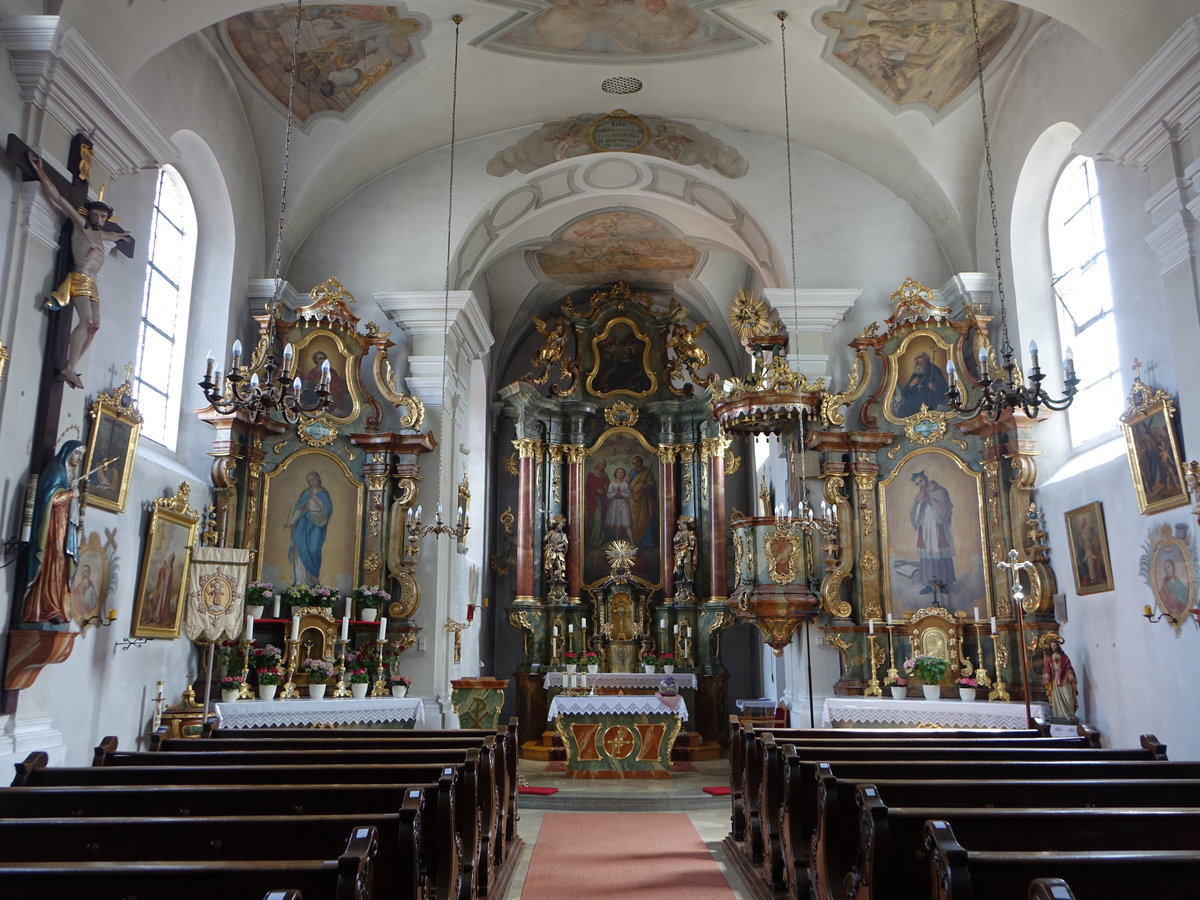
[320, 358, 331, 387]
[205, 350, 214, 380]
[292, 376, 301, 394]
[1063, 346, 1075, 377]
[378, 617, 388, 640]
[244, 614, 254, 641]
[946, 359, 956, 387]
[341, 615, 350, 641]
[107, 608, 117, 622]
[249, 372, 259, 390]
[283, 343, 294, 364]
[1029, 339, 1039, 369]
[291, 615, 300, 641]
[231, 339, 242, 369]
[1144, 604, 1152, 617]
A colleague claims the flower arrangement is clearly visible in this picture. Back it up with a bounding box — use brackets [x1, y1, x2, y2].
[562, 650, 578, 663]
[217, 639, 247, 677]
[302, 658, 334, 684]
[283, 584, 339, 608]
[903, 654, 950, 684]
[246, 581, 274, 606]
[956, 677, 979, 688]
[347, 667, 371, 684]
[219, 674, 245, 689]
[884, 673, 907, 687]
[252, 643, 282, 669]
[640, 651, 659, 666]
[390, 674, 412, 687]
[353, 585, 389, 610]
[659, 652, 675, 664]
[582, 650, 600, 663]
[255, 666, 283, 686]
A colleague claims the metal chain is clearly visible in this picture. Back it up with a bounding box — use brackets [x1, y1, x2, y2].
[272, 0, 303, 301]
[970, 0, 1012, 358]
[437, 14, 463, 512]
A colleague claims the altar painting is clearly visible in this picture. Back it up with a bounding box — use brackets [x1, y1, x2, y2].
[258, 449, 363, 594]
[879, 448, 989, 617]
[582, 429, 660, 587]
[287, 329, 361, 422]
[886, 331, 954, 422]
[587, 317, 656, 397]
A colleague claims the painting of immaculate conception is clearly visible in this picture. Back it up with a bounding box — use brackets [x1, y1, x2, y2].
[222, 5, 429, 123]
[879, 448, 990, 617]
[818, 0, 1024, 117]
[476, 0, 761, 62]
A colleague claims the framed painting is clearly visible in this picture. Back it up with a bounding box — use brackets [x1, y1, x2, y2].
[1121, 375, 1187, 514]
[258, 448, 363, 594]
[82, 378, 142, 513]
[586, 317, 656, 397]
[1140, 522, 1195, 634]
[132, 484, 200, 639]
[286, 328, 362, 423]
[883, 330, 956, 423]
[1063, 502, 1114, 595]
[580, 427, 661, 588]
[879, 447, 991, 619]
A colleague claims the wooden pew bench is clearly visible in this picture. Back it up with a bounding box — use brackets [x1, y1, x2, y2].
[0, 809, 421, 900]
[848, 790, 1200, 900]
[0, 775, 460, 900]
[809, 770, 1200, 900]
[0, 824, 377, 900]
[924, 819, 1200, 900]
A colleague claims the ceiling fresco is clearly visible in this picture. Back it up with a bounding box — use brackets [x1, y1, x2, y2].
[533, 212, 702, 289]
[816, 0, 1025, 118]
[474, 0, 763, 62]
[220, 4, 430, 124]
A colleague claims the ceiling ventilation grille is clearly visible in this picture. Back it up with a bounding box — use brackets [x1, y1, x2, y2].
[601, 76, 643, 95]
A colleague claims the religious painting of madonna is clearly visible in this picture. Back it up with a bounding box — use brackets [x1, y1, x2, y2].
[258, 449, 363, 595]
[878, 448, 990, 618]
[132, 506, 198, 639]
[581, 429, 661, 587]
[586, 317, 656, 397]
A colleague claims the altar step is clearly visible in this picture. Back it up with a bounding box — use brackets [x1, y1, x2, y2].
[520, 729, 721, 762]
[516, 755, 731, 811]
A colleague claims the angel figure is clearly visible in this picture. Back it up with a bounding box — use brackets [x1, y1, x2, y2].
[525, 315, 573, 388]
[665, 319, 716, 395]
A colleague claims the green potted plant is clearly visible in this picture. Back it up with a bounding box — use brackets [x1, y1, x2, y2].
[245, 581, 273, 618]
[353, 585, 389, 621]
[904, 654, 950, 700]
[302, 658, 334, 698]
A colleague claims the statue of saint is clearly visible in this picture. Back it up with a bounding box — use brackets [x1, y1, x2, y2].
[672, 515, 697, 585]
[1041, 638, 1079, 721]
[22, 440, 86, 624]
[543, 515, 568, 585]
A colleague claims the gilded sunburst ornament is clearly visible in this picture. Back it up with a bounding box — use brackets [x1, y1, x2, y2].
[606, 540, 637, 577]
[729, 287, 774, 343]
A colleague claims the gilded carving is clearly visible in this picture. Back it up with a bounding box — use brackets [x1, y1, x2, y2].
[604, 400, 639, 427]
[271, 439, 289, 456]
[513, 438, 544, 460]
[861, 549, 879, 574]
[821, 348, 869, 427]
[296, 417, 339, 447]
[504, 454, 519, 476]
[552, 468, 561, 504]
[952, 438, 968, 451]
[764, 525, 803, 585]
[653, 445, 677, 464]
[363, 551, 381, 573]
[725, 449, 742, 475]
[564, 444, 587, 464]
[369, 509, 381, 537]
[366, 474, 388, 492]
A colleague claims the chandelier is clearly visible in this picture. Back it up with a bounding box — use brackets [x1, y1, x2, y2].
[198, 0, 332, 425]
[406, 15, 469, 545]
[946, 0, 1078, 420]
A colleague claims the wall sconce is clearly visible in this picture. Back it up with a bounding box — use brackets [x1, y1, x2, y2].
[1143, 604, 1179, 625]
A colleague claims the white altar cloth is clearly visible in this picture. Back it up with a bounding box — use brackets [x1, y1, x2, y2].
[821, 696, 1051, 729]
[542, 672, 697, 690]
[216, 697, 425, 729]
[547, 694, 688, 722]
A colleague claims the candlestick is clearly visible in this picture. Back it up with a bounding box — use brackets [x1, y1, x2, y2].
[971, 621, 992, 689]
[987, 631, 1011, 702]
[885, 620, 899, 687]
[237, 637, 254, 699]
[864, 633, 883, 697]
[280, 637, 301, 699]
[331, 638, 352, 698]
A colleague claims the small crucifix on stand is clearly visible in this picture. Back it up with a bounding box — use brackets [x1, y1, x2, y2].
[996, 549, 1035, 727]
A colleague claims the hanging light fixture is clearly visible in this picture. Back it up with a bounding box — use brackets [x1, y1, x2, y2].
[408, 14, 468, 543]
[198, 0, 332, 425]
[945, 0, 1079, 420]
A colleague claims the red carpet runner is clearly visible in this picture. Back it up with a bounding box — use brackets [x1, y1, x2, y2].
[520, 812, 736, 899]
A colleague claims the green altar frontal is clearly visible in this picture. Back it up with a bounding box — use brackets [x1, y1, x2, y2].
[549, 695, 685, 779]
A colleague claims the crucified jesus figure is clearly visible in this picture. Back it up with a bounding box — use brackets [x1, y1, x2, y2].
[29, 152, 133, 390]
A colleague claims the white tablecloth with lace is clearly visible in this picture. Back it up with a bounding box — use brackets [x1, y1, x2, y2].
[215, 697, 425, 729]
[548, 694, 688, 722]
[821, 696, 1051, 729]
[542, 672, 697, 690]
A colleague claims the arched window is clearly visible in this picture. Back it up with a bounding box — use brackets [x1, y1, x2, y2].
[134, 166, 196, 448]
[1048, 156, 1118, 447]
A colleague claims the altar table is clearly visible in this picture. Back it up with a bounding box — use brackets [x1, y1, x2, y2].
[548, 694, 687, 779]
[821, 696, 1052, 730]
[215, 696, 425, 730]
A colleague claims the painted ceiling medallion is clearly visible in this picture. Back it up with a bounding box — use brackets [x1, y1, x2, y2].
[221, 4, 430, 125]
[816, 0, 1026, 120]
[474, 0, 763, 63]
[534, 211, 701, 289]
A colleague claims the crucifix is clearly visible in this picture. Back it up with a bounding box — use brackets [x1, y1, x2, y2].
[996, 548, 1035, 727]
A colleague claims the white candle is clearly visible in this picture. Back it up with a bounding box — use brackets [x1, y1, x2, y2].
[244, 614, 254, 641]
[553, 625, 559, 636]
[580, 673, 587, 689]
[291, 615, 300, 641]
[273, 594, 281, 618]
[973, 607, 980, 624]
[868, 619, 875, 635]
[673, 624, 680, 634]
[990, 616, 997, 635]
[346, 597, 354, 619]
[687, 625, 692, 637]
[660, 618, 666, 630]
[581, 618, 587, 630]
[568, 624, 574, 634]
[378, 617, 387, 640]
[886, 614, 893, 626]
[341, 616, 350, 641]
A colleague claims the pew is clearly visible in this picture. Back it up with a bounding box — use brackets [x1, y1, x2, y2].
[924, 819, 1200, 900]
[747, 734, 1157, 893]
[0, 775, 460, 900]
[809, 771, 1200, 900]
[0, 823, 377, 900]
[0, 809, 421, 900]
[848, 787, 1200, 900]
